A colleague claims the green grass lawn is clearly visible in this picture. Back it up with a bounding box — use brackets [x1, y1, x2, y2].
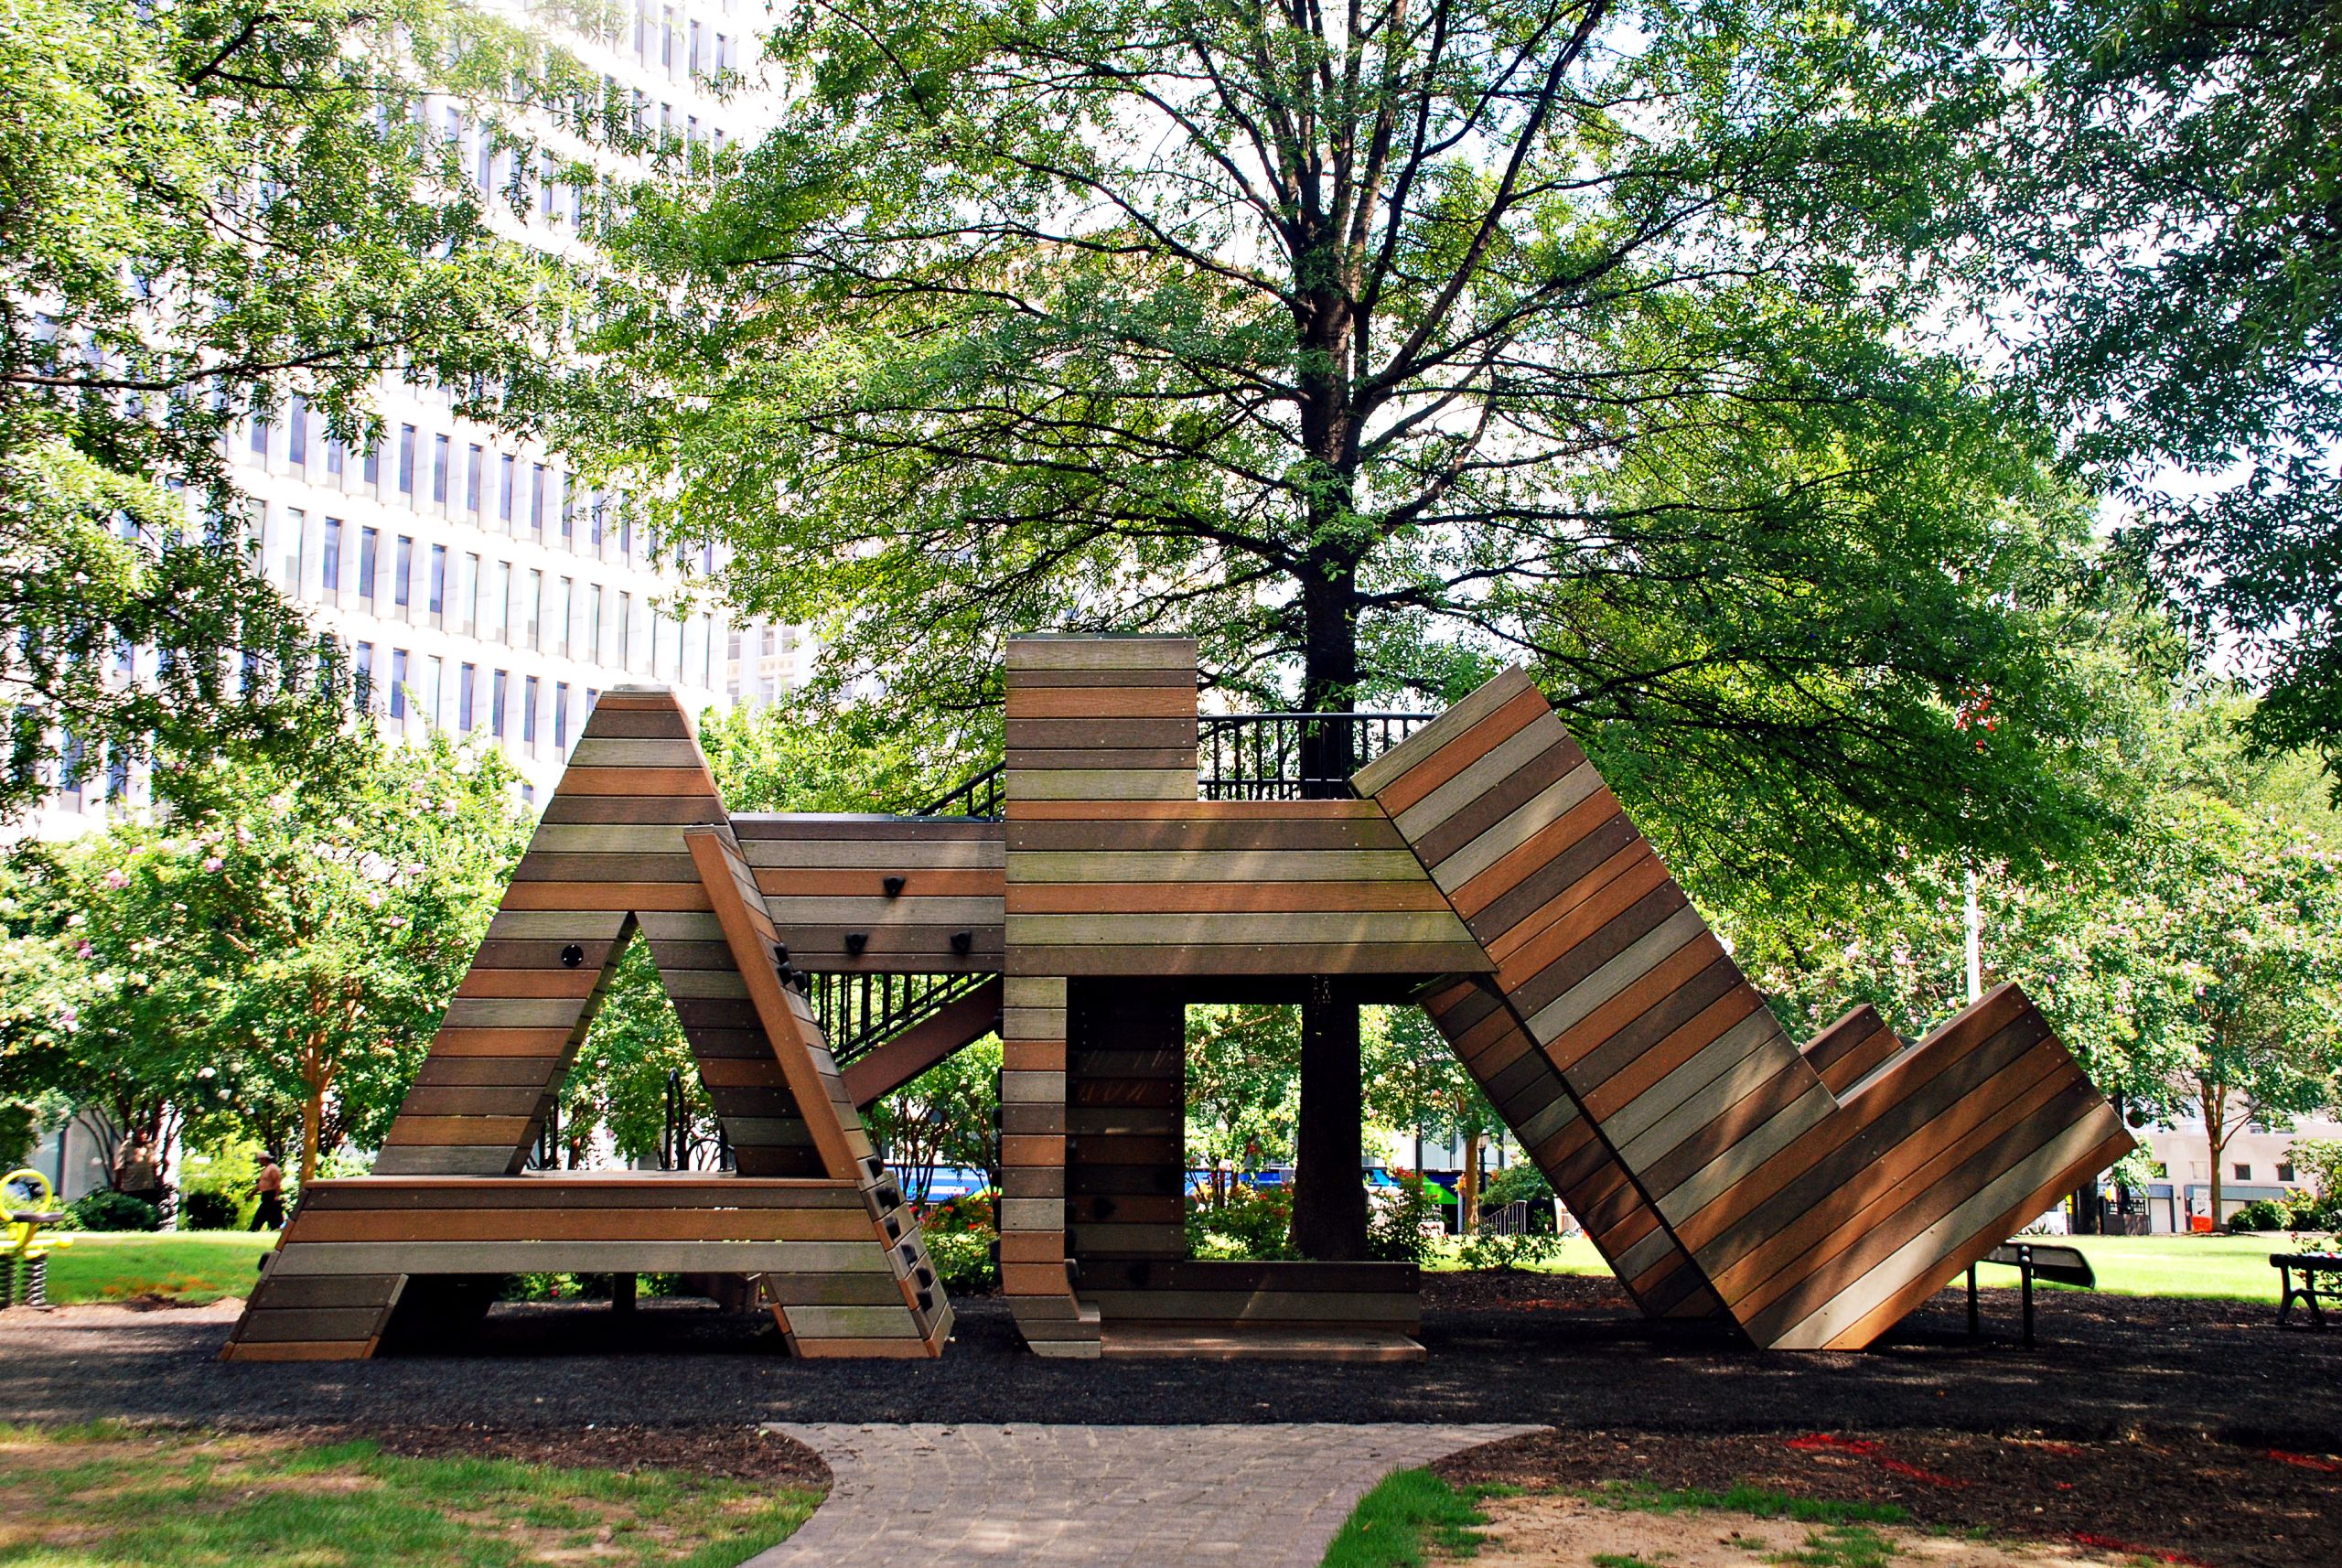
[1422, 1230, 2333, 1304]
[0, 1424, 819, 1568]
[1970, 1231, 2335, 1303]
[32, 1230, 279, 1305]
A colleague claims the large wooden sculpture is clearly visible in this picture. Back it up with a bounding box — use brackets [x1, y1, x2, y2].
[224, 690, 954, 1360]
[227, 637, 2128, 1360]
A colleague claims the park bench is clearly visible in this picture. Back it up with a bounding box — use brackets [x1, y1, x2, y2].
[1966, 1241, 2094, 1348]
[2272, 1252, 2342, 1329]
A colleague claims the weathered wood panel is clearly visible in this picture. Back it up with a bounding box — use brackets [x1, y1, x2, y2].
[1359, 667, 2133, 1350]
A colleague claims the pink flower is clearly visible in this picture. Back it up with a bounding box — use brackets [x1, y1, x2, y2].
[102, 868, 129, 890]
[201, 856, 224, 873]
[76, 940, 93, 960]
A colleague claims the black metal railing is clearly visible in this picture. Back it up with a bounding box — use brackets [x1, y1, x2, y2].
[1198, 713, 1434, 800]
[915, 763, 1004, 819]
[806, 969, 996, 1068]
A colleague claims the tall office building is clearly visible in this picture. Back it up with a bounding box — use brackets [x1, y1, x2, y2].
[32, 1, 790, 833]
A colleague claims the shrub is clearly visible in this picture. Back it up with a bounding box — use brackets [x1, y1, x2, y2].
[70, 1189, 161, 1232]
[922, 1230, 998, 1294]
[1460, 1226, 1563, 1271]
[1367, 1175, 1441, 1265]
[1188, 1182, 1296, 1260]
[179, 1188, 240, 1230]
[2285, 1193, 2342, 1233]
[2231, 1198, 2285, 1232]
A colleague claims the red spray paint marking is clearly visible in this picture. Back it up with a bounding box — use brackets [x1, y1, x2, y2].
[2265, 1449, 2342, 1475]
[2071, 1530, 2214, 1566]
[1785, 1434, 1968, 1488]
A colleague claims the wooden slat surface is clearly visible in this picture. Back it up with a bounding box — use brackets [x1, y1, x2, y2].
[1360, 667, 2133, 1350]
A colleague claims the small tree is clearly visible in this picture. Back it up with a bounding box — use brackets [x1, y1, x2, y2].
[0, 732, 531, 1187]
[1363, 1006, 1502, 1234]
[867, 1037, 1004, 1204]
[1185, 1005, 1301, 1208]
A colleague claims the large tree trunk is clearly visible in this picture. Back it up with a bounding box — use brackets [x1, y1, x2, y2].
[2202, 1077, 2226, 1231]
[1460, 1129, 1483, 1235]
[301, 1077, 326, 1187]
[1288, 557, 1372, 1260]
[1292, 974, 1368, 1258]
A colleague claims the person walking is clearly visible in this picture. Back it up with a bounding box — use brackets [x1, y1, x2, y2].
[251, 1156, 285, 1232]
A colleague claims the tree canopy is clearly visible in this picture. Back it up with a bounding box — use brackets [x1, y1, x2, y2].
[0, 731, 532, 1184]
[1935, 0, 2342, 787]
[0, 0, 589, 819]
[543, 0, 2132, 888]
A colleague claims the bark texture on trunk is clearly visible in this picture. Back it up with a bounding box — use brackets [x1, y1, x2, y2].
[1461, 1130, 1483, 1235]
[1291, 975, 1369, 1259]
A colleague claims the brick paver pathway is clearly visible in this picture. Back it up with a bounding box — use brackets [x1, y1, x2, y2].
[745, 1422, 1541, 1568]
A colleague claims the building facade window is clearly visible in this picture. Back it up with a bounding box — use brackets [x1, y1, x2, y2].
[390, 649, 409, 718]
[458, 661, 477, 731]
[467, 444, 484, 512]
[353, 640, 373, 706]
[523, 674, 541, 745]
[278, 508, 304, 589]
[397, 424, 416, 493]
[395, 536, 414, 606]
[287, 395, 307, 466]
[321, 516, 342, 591]
[491, 669, 508, 736]
[432, 434, 450, 504]
[500, 454, 516, 523]
[359, 527, 379, 601]
[554, 681, 571, 749]
[429, 544, 447, 614]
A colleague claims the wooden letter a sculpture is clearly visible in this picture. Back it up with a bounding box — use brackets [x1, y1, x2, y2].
[223, 688, 951, 1361]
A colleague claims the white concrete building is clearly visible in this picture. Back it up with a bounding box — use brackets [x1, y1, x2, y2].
[2133, 1112, 2342, 1230]
[28, 0, 796, 834]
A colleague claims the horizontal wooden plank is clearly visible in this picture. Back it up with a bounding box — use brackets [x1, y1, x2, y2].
[1006, 770, 1198, 801]
[290, 1207, 877, 1243]
[498, 882, 714, 912]
[539, 793, 731, 826]
[1007, 849, 1430, 883]
[1008, 940, 1492, 976]
[1004, 687, 1198, 719]
[1005, 718, 1198, 749]
[231, 1306, 394, 1343]
[1010, 818, 1407, 852]
[564, 739, 708, 771]
[546, 767, 717, 797]
[1007, 747, 1199, 772]
[1006, 911, 1472, 945]
[266, 1240, 891, 1275]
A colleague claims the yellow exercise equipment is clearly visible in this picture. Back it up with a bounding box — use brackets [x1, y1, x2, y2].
[4, 1167, 70, 1310]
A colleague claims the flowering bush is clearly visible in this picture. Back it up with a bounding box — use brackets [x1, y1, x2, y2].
[1187, 1182, 1296, 1260]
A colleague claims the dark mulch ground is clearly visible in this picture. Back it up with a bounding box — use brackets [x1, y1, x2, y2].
[1436, 1427, 2342, 1568]
[3, 1272, 2334, 1447]
[351, 1422, 831, 1489]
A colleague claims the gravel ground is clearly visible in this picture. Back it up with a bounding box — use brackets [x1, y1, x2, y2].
[2, 1272, 2333, 1447]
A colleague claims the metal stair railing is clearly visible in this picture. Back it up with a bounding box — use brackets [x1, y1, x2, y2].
[805, 969, 996, 1069]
